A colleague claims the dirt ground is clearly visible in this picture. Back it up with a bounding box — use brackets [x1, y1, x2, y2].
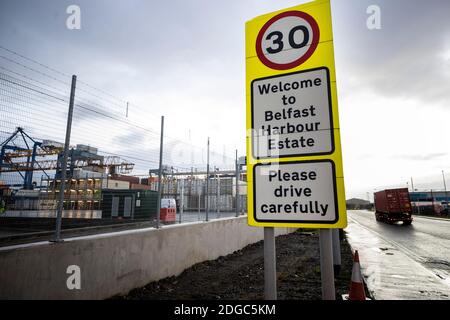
[117, 229, 358, 300]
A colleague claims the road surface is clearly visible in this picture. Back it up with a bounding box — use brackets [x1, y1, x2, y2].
[346, 210, 450, 300]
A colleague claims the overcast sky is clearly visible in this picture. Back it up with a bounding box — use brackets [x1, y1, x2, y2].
[1, 0, 450, 199]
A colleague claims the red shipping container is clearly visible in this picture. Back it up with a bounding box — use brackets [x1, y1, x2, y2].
[111, 174, 140, 184]
[374, 188, 411, 214]
[130, 183, 153, 190]
[374, 188, 413, 224]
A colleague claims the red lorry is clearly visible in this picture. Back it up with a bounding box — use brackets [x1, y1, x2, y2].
[374, 188, 413, 225]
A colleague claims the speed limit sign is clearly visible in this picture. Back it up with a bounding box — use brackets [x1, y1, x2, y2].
[256, 11, 320, 70]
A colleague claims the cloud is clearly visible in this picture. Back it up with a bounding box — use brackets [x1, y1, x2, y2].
[392, 153, 447, 161]
[334, 0, 450, 107]
[73, 100, 122, 122]
[114, 127, 146, 147]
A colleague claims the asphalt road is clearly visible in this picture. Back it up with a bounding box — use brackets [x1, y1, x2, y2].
[346, 210, 450, 300]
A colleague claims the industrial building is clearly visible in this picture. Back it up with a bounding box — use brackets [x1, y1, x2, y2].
[0, 127, 248, 220]
[409, 191, 450, 203]
[0, 128, 155, 219]
[131, 167, 248, 214]
[409, 191, 450, 214]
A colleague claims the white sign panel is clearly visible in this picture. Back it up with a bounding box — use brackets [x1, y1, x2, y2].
[253, 160, 338, 223]
[251, 67, 333, 160]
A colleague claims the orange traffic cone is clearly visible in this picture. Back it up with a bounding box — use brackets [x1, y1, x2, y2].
[348, 250, 367, 300]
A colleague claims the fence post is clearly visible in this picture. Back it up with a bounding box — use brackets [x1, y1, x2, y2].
[53, 75, 76, 243]
[205, 137, 210, 221]
[180, 180, 184, 223]
[235, 149, 239, 217]
[217, 169, 220, 217]
[197, 179, 201, 221]
[156, 116, 164, 229]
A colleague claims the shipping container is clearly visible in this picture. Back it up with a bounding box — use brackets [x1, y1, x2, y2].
[374, 188, 413, 225]
[76, 144, 98, 155]
[110, 174, 140, 185]
[130, 183, 153, 190]
[140, 177, 158, 186]
[101, 179, 130, 190]
[72, 168, 107, 179]
[42, 139, 64, 149]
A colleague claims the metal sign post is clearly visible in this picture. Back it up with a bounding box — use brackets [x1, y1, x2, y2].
[264, 227, 277, 300]
[319, 229, 335, 300]
[332, 228, 341, 276]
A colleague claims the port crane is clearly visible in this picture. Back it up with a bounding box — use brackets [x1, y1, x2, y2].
[0, 128, 135, 189]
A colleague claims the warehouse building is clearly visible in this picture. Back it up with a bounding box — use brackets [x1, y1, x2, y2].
[409, 191, 450, 202]
[409, 191, 450, 214]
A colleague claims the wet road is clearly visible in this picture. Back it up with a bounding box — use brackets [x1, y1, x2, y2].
[346, 210, 450, 300]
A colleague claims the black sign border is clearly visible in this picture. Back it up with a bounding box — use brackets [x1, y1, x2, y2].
[251, 66, 335, 160]
[253, 159, 339, 224]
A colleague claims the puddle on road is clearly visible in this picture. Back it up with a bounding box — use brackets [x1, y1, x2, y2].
[376, 247, 395, 255]
[372, 247, 395, 253]
[391, 275, 407, 279]
[418, 290, 450, 298]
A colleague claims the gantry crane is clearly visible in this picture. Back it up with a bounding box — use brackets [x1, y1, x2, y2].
[0, 127, 58, 189]
[0, 127, 135, 189]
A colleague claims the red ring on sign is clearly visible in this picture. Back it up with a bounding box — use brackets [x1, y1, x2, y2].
[256, 11, 320, 70]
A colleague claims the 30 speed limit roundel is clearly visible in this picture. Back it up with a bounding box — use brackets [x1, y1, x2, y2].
[256, 11, 320, 70]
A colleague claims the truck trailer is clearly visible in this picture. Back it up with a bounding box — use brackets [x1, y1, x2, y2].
[374, 188, 413, 225]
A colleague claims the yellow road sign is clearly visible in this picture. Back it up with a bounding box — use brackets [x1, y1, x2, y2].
[246, 0, 347, 228]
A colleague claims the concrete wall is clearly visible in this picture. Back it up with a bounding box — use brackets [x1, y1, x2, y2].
[0, 216, 295, 299]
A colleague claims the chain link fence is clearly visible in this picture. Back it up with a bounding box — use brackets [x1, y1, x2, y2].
[0, 46, 246, 245]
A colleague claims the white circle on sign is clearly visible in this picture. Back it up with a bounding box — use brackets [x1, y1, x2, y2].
[256, 11, 320, 70]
